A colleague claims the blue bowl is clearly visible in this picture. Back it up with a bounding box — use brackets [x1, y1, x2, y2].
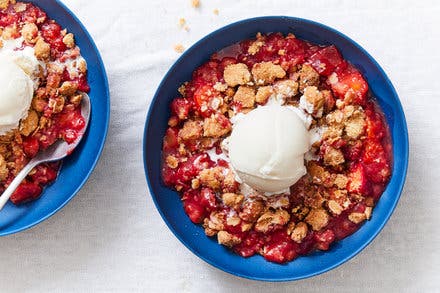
[143, 16, 408, 281]
[0, 0, 110, 236]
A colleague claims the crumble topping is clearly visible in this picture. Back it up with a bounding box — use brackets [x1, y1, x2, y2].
[290, 222, 308, 243]
[178, 120, 202, 141]
[223, 63, 251, 87]
[251, 61, 286, 85]
[233, 86, 255, 108]
[255, 209, 290, 233]
[273, 79, 298, 100]
[300, 86, 324, 118]
[298, 64, 320, 93]
[0, 1, 89, 204]
[161, 32, 392, 264]
[203, 114, 231, 138]
[0, 154, 8, 181]
[34, 38, 50, 60]
[305, 208, 329, 231]
[222, 192, 244, 210]
[217, 231, 241, 247]
[255, 86, 273, 104]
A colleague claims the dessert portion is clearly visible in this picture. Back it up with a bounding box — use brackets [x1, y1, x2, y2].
[228, 102, 310, 194]
[0, 57, 35, 135]
[161, 32, 392, 263]
[0, 1, 89, 204]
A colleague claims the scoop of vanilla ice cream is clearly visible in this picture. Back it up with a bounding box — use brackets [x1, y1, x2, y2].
[0, 57, 34, 135]
[228, 103, 310, 194]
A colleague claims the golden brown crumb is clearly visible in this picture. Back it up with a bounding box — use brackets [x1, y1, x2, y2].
[307, 161, 331, 186]
[174, 44, 185, 53]
[291, 222, 308, 243]
[165, 155, 179, 169]
[302, 86, 324, 117]
[217, 231, 241, 247]
[233, 86, 255, 108]
[178, 120, 202, 141]
[62, 33, 75, 48]
[178, 18, 186, 27]
[191, 178, 200, 189]
[365, 207, 373, 220]
[213, 82, 228, 92]
[255, 86, 273, 104]
[34, 38, 51, 60]
[223, 63, 251, 87]
[334, 174, 348, 189]
[255, 209, 290, 233]
[226, 215, 241, 227]
[58, 81, 78, 96]
[203, 114, 231, 138]
[222, 193, 244, 210]
[344, 111, 366, 139]
[48, 96, 65, 114]
[298, 64, 320, 93]
[251, 61, 286, 85]
[21, 23, 38, 43]
[348, 212, 367, 224]
[1, 25, 18, 40]
[305, 208, 329, 231]
[0, 0, 11, 10]
[19, 110, 39, 136]
[327, 200, 343, 215]
[274, 79, 298, 99]
[13, 2, 26, 12]
[239, 199, 265, 222]
[69, 94, 83, 107]
[77, 59, 87, 74]
[178, 18, 190, 31]
[206, 212, 225, 231]
[199, 167, 224, 190]
[191, 0, 200, 8]
[222, 169, 237, 192]
[323, 146, 345, 167]
[248, 40, 264, 55]
[0, 154, 8, 181]
[213, 8, 219, 15]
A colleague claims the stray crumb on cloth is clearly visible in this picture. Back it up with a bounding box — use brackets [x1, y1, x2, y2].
[213, 9, 219, 15]
[178, 18, 186, 27]
[174, 44, 185, 53]
[178, 18, 190, 31]
[191, 0, 200, 8]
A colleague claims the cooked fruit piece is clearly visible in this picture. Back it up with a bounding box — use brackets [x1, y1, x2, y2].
[171, 98, 192, 120]
[193, 84, 222, 117]
[10, 182, 43, 204]
[329, 66, 368, 104]
[308, 45, 344, 76]
[347, 164, 369, 194]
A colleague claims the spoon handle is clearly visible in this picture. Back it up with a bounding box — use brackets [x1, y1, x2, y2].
[0, 160, 40, 211]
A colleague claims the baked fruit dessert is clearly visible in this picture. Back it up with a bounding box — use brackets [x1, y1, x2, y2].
[0, 1, 89, 204]
[161, 32, 392, 263]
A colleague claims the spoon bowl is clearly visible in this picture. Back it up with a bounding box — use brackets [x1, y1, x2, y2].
[0, 93, 91, 210]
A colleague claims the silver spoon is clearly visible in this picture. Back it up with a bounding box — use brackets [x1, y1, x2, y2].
[0, 93, 91, 211]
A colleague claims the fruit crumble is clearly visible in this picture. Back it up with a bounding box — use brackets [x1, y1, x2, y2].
[0, 0, 89, 204]
[161, 32, 392, 263]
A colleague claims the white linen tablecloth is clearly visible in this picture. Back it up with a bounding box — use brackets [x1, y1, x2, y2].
[1, 0, 439, 292]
